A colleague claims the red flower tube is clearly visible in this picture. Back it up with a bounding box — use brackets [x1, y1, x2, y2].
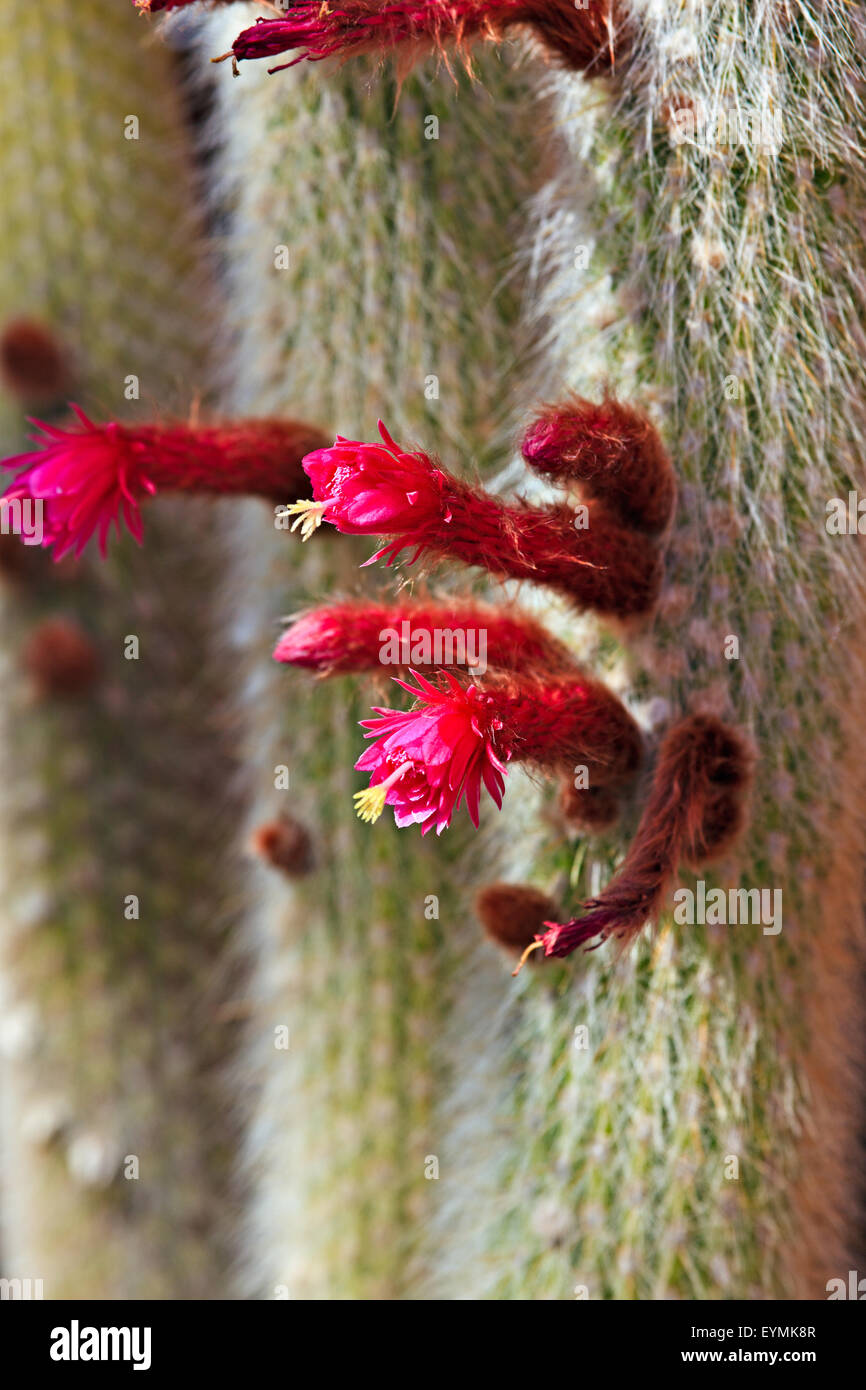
[521, 395, 676, 537]
[287, 422, 661, 619]
[1, 407, 328, 559]
[518, 715, 753, 967]
[274, 596, 574, 676]
[218, 1, 624, 77]
[135, 1, 244, 12]
[353, 666, 643, 834]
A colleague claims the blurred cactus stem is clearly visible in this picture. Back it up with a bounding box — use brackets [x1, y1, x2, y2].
[203, 4, 542, 1298]
[0, 1, 246, 1298]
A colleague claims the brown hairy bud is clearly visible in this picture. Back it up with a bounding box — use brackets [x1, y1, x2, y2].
[476, 882, 561, 955]
[251, 814, 315, 877]
[23, 617, 100, 698]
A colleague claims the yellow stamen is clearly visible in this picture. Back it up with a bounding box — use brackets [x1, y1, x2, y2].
[511, 939, 544, 978]
[354, 761, 413, 825]
[280, 499, 326, 541]
[353, 784, 388, 824]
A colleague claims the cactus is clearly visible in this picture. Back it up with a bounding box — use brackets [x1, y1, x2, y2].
[0, 0, 245, 1298]
[424, 0, 866, 1299]
[201, 5, 542, 1297]
[7, 0, 861, 1303]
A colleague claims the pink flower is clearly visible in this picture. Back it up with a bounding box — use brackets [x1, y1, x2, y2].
[287, 420, 446, 561]
[2, 405, 155, 559]
[288, 421, 662, 618]
[2, 407, 327, 560]
[354, 669, 509, 834]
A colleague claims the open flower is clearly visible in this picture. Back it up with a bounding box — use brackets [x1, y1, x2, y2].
[219, 2, 624, 78]
[2, 406, 327, 559]
[284, 420, 445, 549]
[521, 395, 676, 536]
[353, 667, 642, 834]
[288, 422, 661, 620]
[354, 669, 509, 834]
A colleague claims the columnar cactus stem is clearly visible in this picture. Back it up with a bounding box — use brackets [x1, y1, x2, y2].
[203, 5, 542, 1297]
[0, 0, 245, 1298]
[432, 0, 866, 1299]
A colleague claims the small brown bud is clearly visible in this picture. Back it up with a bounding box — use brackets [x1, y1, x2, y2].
[475, 882, 560, 955]
[0, 319, 69, 405]
[23, 617, 100, 698]
[251, 814, 314, 877]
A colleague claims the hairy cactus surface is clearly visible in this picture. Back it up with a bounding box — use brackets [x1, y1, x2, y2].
[0, 0, 245, 1298]
[426, 0, 866, 1300]
[201, 5, 544, 1298]
[5, 0, 863, 1305]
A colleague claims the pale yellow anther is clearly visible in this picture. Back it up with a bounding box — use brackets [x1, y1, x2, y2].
[281, 499, 326, 541]
[353, 784, 388, 825]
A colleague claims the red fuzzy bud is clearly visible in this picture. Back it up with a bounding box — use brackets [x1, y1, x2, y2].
[135, 1, 239, 11]
[274, 596, 574, 677]
[559, 778, 621, 832]
[476, 882, 560, 955]
[521, 396, 676, 537]
[0, 319, 70, 407]
[23, 617, 100, 699]
[251, 814, 315, 877]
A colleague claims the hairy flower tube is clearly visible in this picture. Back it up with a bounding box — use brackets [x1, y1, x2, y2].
[521, 395, 677, 537]
[273, 596, 574, 677]
[1, 406, 328, 559]
[354, 666, 643, 834]
[217, 1, 624, 77]
[286, 422, 661, 620]
[518, 715, 754, 967]
[135, 1, 242, 11]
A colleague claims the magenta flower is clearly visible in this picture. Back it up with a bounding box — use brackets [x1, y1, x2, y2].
[2, 406, 326, 560]
[288, 421, 661, 619]
[354, 669, 509, 834]
[2, 406, 156, 559]
[287, 420, 446, 561]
